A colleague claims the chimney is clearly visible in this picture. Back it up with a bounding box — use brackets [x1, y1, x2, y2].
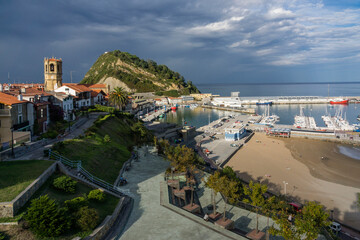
[0, 84, 2, 92]
[21, 88, 26, 93]
[17, 94, 23, 101]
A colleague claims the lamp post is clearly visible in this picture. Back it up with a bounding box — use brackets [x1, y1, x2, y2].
[68, 110, 72, 132]
[11, 127, 14, 158]
[283, 181, 288, 195]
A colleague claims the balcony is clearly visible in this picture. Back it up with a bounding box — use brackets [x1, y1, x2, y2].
[13, 121, 30, 131]
[0, 109, 11, 116]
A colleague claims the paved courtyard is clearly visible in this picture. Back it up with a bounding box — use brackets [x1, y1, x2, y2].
[117, 146, 232, 240]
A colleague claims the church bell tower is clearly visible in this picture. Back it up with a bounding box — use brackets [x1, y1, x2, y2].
[44, 57, 62, 91]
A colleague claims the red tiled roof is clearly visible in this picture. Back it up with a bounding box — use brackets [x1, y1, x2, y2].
[21, 88, 51, 96]
[84, 84, 106, 89]
[63, 83, 91, 93]
[0, 92, 27, 105]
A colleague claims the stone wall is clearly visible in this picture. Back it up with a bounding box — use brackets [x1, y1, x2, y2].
[84, 197, 128, 240]
[0, 162, 57, 218]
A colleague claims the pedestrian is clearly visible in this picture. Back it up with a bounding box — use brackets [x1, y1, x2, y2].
[204, 213, 209, 221]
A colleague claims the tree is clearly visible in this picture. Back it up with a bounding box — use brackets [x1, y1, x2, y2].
[219, 175, 240, 220]
[295, 201, 330, 240]
[53, 176, 77, 193]
[243, 181, 268, 233]
[270, 209, 300, 240]
[76, 206, 99, 231]
[221, 166, 243, 197]
[88, 189, 106, 202]
[109, 87, 129, 110]
[357, 193, 360, 210]
[205, 171, 223, 215]
[25, 195, 70, 237]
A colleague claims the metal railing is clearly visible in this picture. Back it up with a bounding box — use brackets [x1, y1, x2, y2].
[48, 149, 124, 195]
[0, 109, 11, 116]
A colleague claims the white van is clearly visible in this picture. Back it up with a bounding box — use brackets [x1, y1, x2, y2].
[330, 222, 341, 232]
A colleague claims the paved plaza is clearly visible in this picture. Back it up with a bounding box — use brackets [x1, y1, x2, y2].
[117, 147, 232, 240]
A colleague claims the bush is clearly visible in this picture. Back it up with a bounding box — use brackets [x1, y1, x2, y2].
[53, 176, 77, 193]
[88, 189, 105, 202]
[76, 206, 99, 231]
[40, 130, 59, 139]
[24, 195, 70, 237]
[103, 134, 111, 143]
[64, 197, 87, 211]
[0, 232, 7, 240]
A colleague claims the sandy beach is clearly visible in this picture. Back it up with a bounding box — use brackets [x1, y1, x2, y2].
[226, 133, 360, 230]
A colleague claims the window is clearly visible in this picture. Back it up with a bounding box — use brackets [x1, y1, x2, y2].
[46, 65, 48, 72]
[40, 109, 44, 118]
[0, 103, 4, 109]
[18, 105, 22, 114]
[18, 115, 22, 123]
[50, 64, 54, 72]
[57, 65, 59, 72]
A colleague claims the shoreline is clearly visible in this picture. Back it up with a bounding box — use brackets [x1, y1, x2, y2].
[225, 133, 360, 229]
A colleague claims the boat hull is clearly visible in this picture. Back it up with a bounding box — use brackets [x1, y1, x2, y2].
[330, 100, 349, 104]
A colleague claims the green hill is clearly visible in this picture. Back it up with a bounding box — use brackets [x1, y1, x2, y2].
[80, 50, 200, 96]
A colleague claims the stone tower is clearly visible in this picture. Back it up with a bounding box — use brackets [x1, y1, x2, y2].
[44, 57, 62, 91]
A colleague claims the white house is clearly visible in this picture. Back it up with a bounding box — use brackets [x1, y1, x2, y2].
[50, 92, 74, 120]
[54, 83, 92, 109]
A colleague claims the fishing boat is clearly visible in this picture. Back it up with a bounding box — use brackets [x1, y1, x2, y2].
[158, 114, 164, 119]
[357, 115, 360, 121]
[256, 101, 273, 105]
[329, 99, 349, 104]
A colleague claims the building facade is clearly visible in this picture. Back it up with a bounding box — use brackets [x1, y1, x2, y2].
[44, 57, 62, 91]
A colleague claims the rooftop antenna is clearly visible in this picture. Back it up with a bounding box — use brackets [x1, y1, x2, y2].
[70, 71, 75, 83]
[8, 72, 10, 83]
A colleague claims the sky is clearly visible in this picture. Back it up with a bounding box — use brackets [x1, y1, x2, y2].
[1, 0, 360, 85]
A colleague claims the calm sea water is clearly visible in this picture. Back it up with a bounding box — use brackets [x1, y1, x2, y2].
[160, 82, 360, 127]
[197, 82, 360, 97]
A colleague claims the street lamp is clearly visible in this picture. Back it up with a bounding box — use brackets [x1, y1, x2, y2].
[68, 110, 72, 132]
[11, 127, 14, 158]
[283, 181, 288, 195]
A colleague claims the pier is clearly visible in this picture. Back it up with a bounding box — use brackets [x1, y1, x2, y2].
[201, 105, 256, 114]
[238, 96, 360, 105]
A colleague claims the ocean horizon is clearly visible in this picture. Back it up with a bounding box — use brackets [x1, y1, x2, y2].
[197, 82, 360, 97]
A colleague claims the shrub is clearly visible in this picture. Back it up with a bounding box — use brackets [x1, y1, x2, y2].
[24, 195, 70, 237]
[103, 134, 111, 143]
[40, 130, 59, 139]
[76, 206, 99, 231]
[53, 176, 77, 193]
[88, 189, 105, 202]
[0, 232, 6, 240]
[64, 197, 87, 211]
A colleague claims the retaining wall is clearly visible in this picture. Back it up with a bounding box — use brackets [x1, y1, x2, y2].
[0, 162, 57, 218]
[84, 197, 128, 240]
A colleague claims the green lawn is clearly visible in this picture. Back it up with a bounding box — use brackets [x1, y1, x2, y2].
[0, 160, 54, 202]
[18, 172, 119, 239]
[53, 114, 148, 183]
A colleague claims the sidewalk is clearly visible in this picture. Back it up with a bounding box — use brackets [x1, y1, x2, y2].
[5, 112, 106, 161]
[117, 146, 231, 240]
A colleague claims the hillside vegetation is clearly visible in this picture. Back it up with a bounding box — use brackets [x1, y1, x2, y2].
[80, 50, 200, 95]
[52, 113, 152, 183]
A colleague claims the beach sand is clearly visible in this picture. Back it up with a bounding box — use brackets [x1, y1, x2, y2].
[226, 133, 360, 230]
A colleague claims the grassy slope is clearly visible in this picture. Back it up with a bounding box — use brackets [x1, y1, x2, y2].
[54, 115, 138, 183]
[0, 160, 54, 202]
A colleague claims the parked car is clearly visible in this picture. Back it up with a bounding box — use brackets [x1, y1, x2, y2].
[330, 222, 341, 232]
[289, 202, 303, 213]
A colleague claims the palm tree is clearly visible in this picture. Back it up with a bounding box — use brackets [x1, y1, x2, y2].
[109, 87, 129, 110]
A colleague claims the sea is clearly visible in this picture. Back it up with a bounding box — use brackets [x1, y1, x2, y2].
[160, 82, 360, 127]
[159, 82, 360, 159]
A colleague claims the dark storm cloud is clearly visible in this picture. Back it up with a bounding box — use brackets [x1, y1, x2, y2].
[1, 0, 360, 84]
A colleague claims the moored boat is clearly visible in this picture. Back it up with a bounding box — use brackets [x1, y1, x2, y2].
[330, 99, 349, 104]
[256, 101, 273, 105]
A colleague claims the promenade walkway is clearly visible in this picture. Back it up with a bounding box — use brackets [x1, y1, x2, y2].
[195, 171, 326, 240]
[117, 147, 232, 240]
